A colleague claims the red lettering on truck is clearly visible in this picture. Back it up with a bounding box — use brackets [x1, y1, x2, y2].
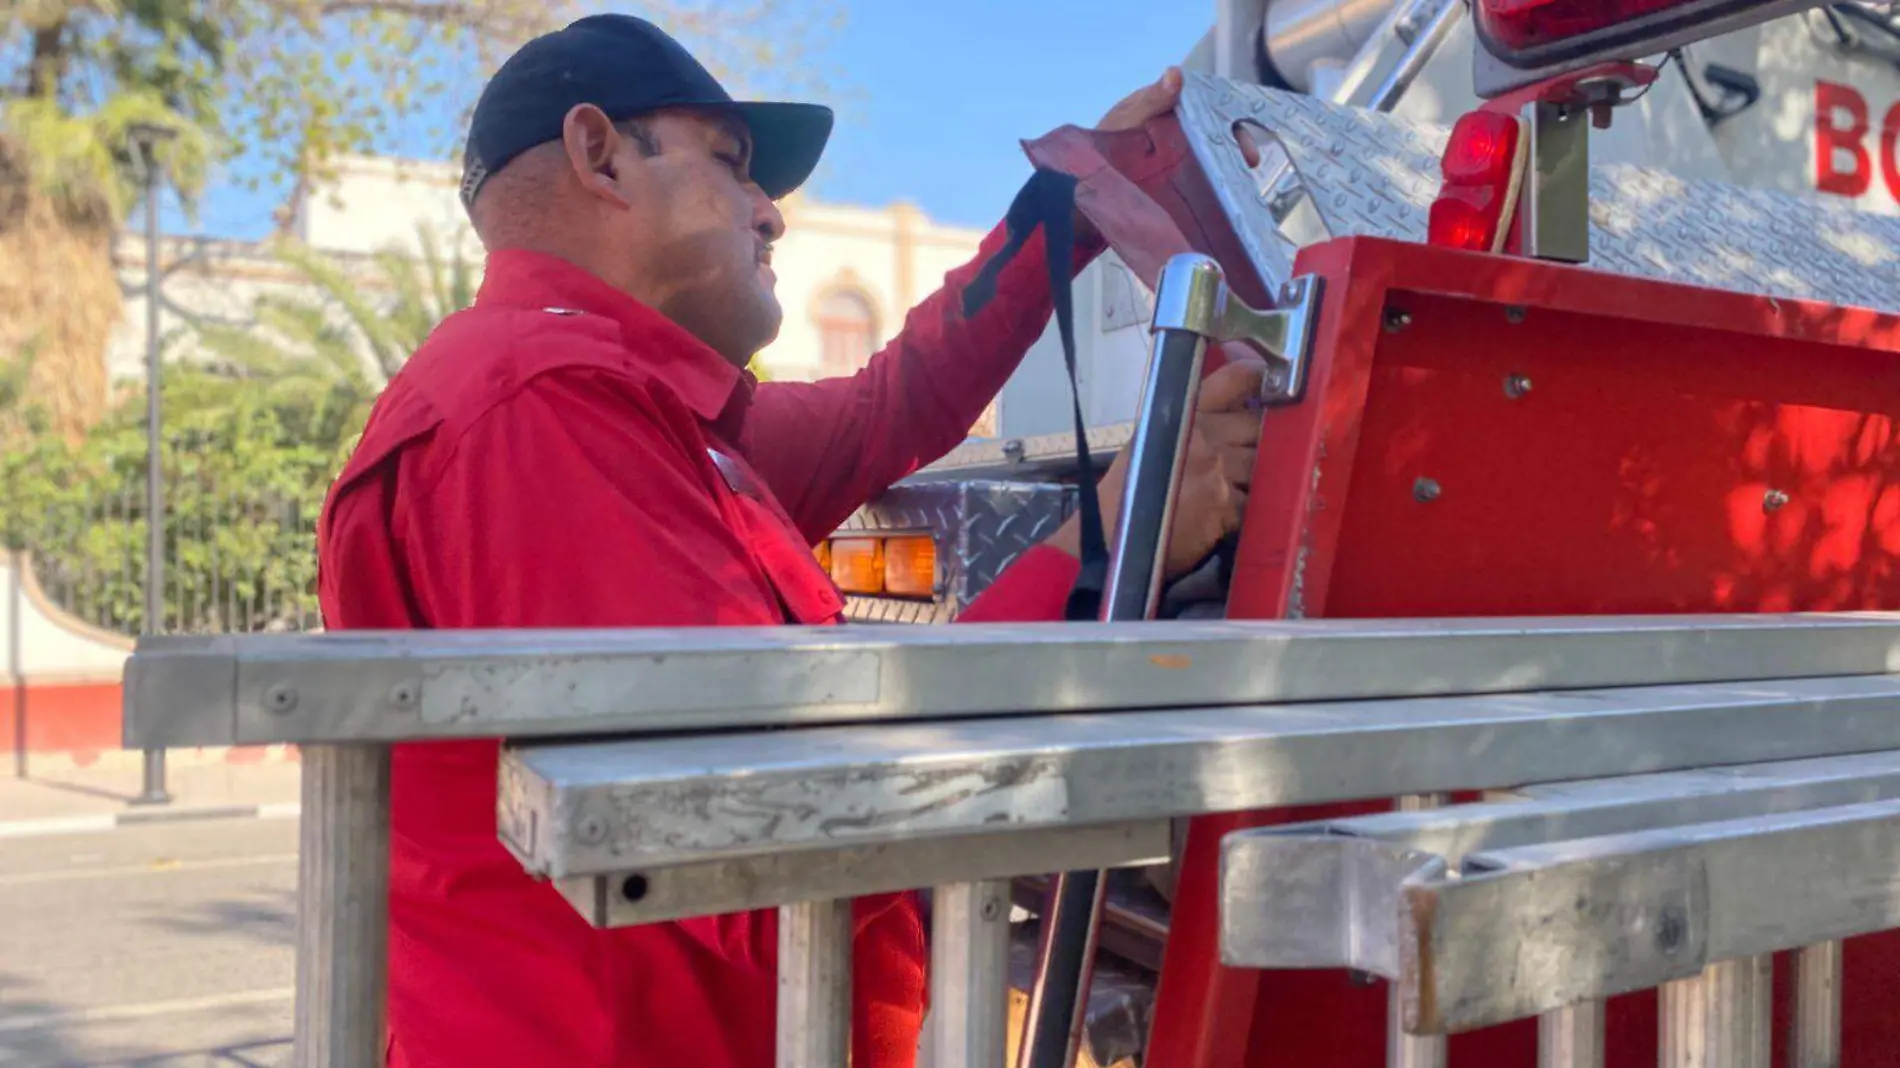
[1816, 80, 1872, 197]
[1883, 100, 1900, 203]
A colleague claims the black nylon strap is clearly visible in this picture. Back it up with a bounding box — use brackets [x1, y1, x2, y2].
[963, 169, 1108, 621]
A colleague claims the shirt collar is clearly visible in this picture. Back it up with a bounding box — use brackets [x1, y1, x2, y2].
[474, 248, 755, 423]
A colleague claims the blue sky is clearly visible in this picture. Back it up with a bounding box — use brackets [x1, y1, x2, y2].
[800, 2, 1212, 226]
[175, 1, 1215, 240]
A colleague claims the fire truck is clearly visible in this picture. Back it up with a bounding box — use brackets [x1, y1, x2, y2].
[813, 6, 1900, 1053]
[123, 2, 1900, 1068]
[831, 0, 1900, 629]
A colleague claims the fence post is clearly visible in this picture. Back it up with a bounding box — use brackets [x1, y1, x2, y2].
[131, 132, 171, 808]
[9, 548, 24, 780]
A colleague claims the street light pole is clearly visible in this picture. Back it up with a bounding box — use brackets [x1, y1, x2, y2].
[129, 122, 176, 807]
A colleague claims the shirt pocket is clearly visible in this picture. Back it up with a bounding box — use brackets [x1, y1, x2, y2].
[703, 446, 846, 626]
[730, 494, 847, 625]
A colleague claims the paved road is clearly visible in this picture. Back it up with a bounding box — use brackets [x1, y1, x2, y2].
[0, 819, 297, 1067]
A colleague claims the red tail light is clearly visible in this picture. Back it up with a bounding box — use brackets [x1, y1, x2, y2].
[1427, 112, 1526, 253]
[1428, 195, 1499, 252]
[1480, 0, 1696, 51]
[1442, 112, 1521, 186]
[1478, 0, 1796, 63]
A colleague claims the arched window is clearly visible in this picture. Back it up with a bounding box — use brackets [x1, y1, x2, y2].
[815, 288, 878, 378]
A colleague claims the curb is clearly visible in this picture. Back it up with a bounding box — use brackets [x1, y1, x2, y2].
[0, 801, 301, 840]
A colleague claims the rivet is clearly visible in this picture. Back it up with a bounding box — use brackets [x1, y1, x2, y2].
[1002, 439, 1025, 462]
[388, 682, 419, 710]
[1504, 305, 1527, 324]
[1655, 907, 1688, 954]
[1764, 489, 1790, 513]
[1383, 308, 1412, 333]
[577, 814, 608, 845]
[265, 684, 299, 714]
[1413, 477, 1442, 503]
[1504, 375, 1533, 399]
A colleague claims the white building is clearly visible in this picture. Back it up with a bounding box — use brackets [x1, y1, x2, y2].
[109, 155, 994, 426]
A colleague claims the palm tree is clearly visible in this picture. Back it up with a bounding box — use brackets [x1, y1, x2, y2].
[189, 222, 476, 451]
[0, 346, 33, 416]
[0, 89, 210, 441]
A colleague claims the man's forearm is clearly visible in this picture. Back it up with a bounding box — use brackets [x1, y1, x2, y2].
[743, 209, 1108, 542]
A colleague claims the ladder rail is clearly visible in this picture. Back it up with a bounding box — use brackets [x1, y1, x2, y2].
[118, 618, 1900, 1067]
[124, 612, 1900, 747]
[500, 674, 1900, 880]
[1218, 763, 1900, 1066]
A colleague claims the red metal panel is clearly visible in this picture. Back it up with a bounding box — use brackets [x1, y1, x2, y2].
[1150, 235, 1900, 1068]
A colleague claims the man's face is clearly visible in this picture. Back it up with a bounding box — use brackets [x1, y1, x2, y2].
[604, 108, 786, 367]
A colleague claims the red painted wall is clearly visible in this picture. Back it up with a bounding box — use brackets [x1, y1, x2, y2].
[2, 679, 125, 757]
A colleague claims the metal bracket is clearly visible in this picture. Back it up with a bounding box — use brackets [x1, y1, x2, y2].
[1151, 255, 1324, 405]
[1522, 100, 1592, 264]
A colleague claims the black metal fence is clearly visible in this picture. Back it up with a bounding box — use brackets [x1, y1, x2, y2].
[10, 476, 320, 637]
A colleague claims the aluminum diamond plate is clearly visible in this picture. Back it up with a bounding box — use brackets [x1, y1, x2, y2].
[913, 422, 1135, 482]
[836, 481, 1073, 624]
[1176, 73, 1900, 314]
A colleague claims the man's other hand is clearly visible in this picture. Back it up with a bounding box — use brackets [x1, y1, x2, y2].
[1049, 356, 1264, 583]
[1098, 67, 1185, 132]
[1073, 68, 1187, 246]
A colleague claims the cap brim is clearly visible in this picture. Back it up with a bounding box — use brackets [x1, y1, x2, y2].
[729, 101, 833, 200]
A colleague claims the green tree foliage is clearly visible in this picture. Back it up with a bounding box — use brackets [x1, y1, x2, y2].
[5, 0, 837, 223]
[0, 346, 32, 416]
[2, 1, 842, 629]
[1, 358, 336, 634]
[2, 0, 840, 436]
[1, 228, 477, 634]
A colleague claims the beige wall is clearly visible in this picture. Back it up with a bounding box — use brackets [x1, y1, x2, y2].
[1, 554, 131, 686]
[108, 235, 361, 385]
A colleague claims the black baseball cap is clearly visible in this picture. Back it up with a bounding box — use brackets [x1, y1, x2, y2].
[459, 14, 834, 209]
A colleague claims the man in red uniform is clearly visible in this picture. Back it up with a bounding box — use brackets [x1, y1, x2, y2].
[317, 14, 1263, 1068]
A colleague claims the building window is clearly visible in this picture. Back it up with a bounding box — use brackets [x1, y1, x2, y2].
[816, 288, 878, 378]
[970, 399, 999, 439]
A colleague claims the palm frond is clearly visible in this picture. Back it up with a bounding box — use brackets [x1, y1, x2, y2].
[270, 238, 404, 379]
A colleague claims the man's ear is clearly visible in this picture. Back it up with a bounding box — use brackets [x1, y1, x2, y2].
[562, 104, 631, 207]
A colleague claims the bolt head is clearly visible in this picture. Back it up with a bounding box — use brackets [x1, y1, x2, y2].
[265, 684, 298, 714]
[1504, 375, 1533, 399]
[1764, 489, 1791, 513]
[1383, 309, 1413, 334]
[389, 682, 419, 710]
[1655, 907, 1688, 954]
[1504, 306, 1527, 324]
[576, 814, 608, 845]
[1413, 477, 1442, 503]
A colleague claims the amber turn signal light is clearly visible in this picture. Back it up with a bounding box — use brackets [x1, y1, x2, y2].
[829, 537, 885, 595]
[882, 536, 937, 597]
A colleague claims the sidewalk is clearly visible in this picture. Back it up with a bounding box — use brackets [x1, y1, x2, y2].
[0, 750, 303, 837]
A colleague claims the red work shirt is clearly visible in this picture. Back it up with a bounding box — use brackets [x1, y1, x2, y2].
[316, 223, 1096, 1068]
